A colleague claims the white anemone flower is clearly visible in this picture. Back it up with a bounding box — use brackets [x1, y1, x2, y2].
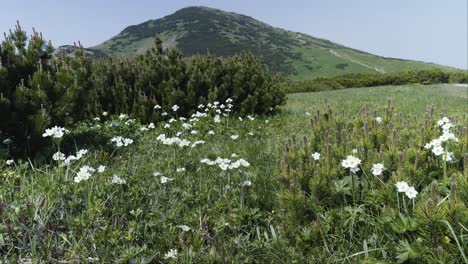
[371, 163, 385, 176]
[52, 152, 66, 161]
[160, 176, 173, 184]
[432, 145, 444, 156]
[405, 186, 418, 199]
[312, 152, 320, 161]
[164, 249, 178, 259]
[97, 165, 106, 173]
[111, 175, 126, 184]
[395, 181, 409, 193]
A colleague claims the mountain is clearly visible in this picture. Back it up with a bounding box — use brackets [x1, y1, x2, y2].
[91, 6, 450, 80]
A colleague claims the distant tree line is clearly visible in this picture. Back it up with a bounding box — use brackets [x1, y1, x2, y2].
[282, 69, 468, 94]
[0, 24, 285, 156]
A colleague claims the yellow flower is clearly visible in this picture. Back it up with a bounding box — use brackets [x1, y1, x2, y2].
[444, 236, 451, 244]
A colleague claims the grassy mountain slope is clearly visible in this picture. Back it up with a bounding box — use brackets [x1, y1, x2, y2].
[92, 6, 451, 80]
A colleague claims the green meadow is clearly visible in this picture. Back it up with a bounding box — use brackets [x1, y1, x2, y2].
[1, 83, 466, 263]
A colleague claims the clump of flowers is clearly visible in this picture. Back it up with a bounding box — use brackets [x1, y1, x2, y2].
[424, 117, 458, 157]
[42, 126, 66, 138]
[74, 166, 96, 183]
[111, 175, 126, 184]
[341, 155, 361, 173]
[200, 157, 250, 171]
[164, 249, 178, 259]
[370, 163, 385, 176]
[156, 134, 190, 148]
[111, 136, 133, 147]
[395, 181, 418, 213]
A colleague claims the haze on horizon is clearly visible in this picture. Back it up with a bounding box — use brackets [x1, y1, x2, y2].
[1, 0, 467, 69]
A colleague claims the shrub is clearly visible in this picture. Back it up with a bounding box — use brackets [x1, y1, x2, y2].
[0, 25, 285, 157]
[283, 69, 468, 94]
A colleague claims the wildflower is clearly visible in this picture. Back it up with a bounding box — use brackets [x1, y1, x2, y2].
[76, 149, 88, 159]
[190, 130, 198, 135]
[243, 180, 252, 187]
[161, 112, 168, 116]
[312, 152, 320, 160]
[164, 124, 170, 129]
[97, 165, 106, 173]
[442, 152, 454, 162]
[176, 225, 191, 232]
[432, 145, 444, 156]
[231, 153, 239, 158]
[148, 123, 155, 129]
[191, 140, 205, 148]
[74, 166, 95, 183]
[306, 112, 311, 116]
[352, 149, 358, 154]
[3, 138, 12, 144]
[154, 104, 161, 109]
[111, 136, 133, 147]
[395, 181, 409, 193]
[42, 126, 66, 138]
[118, 114, 127, 120]
[214, 115, 221, 123]
[230, 135, 239, 140]
[248, 132, 254, 136]
[341, 155, 361, 171]
[176, 167, 186, 172]
[239, 117, 243, 121]
[93, 117, 100, 121]
[219, 163, 229, 170]
[247, 115, 255, 121]
[440, 131, 458, 142]
[208, 130, 215, 135]
[6, 159, 14, 165]
[172, 105, 179, 112]
[153, 171, 162, 176]
[371, 163, 385, 176]
[441, 117, 450, 123]
[375, 117, 383, 123]
[124, 119, 135, 125]
[102, 111, 108, 116]
[123, 138, 133, 146]
[52, 152, 66, 161]
[62, 155, 78, 166]
[405, 186, 418, 199]
[164, 249, 178, 259]
[112, 175, 126, 184]
[161, 176, 173, 184]
[140, 127, 148, 131]
[441, 122, 452, 131]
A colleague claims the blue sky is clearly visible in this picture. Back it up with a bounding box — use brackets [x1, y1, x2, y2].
[1, 0, 467, 69]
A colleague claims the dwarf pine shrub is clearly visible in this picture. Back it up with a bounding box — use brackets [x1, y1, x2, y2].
[0, 25, 285, 157]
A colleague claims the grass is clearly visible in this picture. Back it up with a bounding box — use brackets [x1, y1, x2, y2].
[0, 84, 466, 262]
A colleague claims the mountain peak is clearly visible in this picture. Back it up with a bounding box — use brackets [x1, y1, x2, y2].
[92, 6, 447, 80]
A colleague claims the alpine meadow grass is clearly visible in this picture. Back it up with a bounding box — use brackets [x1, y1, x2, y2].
[0, 84, 466, 263]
